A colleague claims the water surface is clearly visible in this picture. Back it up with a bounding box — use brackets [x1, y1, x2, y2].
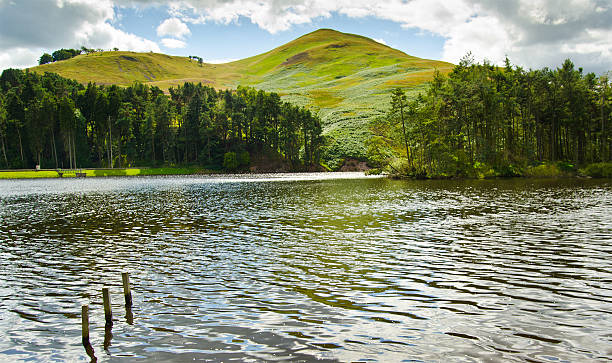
[0, 173, 611, 362]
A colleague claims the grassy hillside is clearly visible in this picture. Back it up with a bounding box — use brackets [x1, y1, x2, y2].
[31, 29, 453, 167]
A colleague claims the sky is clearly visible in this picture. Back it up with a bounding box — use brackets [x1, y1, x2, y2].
[0, 0, 611, 74]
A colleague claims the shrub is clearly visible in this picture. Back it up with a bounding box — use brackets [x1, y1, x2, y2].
[472, 161, 495, 179]
[557, 161, 576, 173]
[524, 163, 563, 178]
[238, 151, 250, 167]
[580, 162, 612, 178]
[223, 152, 239, 170]
[365, 168, 382, 175]
[494, 163, 522, 177]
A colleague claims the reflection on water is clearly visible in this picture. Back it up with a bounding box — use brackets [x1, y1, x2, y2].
[0, 173, 611, 362]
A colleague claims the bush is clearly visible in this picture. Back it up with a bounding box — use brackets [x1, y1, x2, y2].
[388, 157, 411, 175]
[557, 161, 576, 173]
[580, 162, 612, 178]
[238, 151, 250, 167]
[494, 163, 522, 177]
[524, 163, 563, 178]
[472, 161, 495, 179]
[223, 152, 239, 170]
[365, 168, 382, 175]
[38, 53, 53, 65]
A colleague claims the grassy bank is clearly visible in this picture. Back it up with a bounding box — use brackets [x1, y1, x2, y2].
[0, 167, 205, 179]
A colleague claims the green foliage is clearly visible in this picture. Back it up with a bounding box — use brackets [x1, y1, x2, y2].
[51, 48, 81, 62]
[29, 29, 453, 167]
[364, 168, 382, 175]
[524, 163, 564, 178]
[371, 56, 612, 178]
[38, 53, 53, 65]
[494, 163, 523, 178]
[472, 162, 496, 179]
[238, 151, 250, 167]
[0, 69, 322, 171]
[556, 161, 576, 173]
[580, 162, 612, 178]
[223, 152, 239, 170]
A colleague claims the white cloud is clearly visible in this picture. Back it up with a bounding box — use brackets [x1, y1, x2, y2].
[153, 0, 611, 73]
[75, 21, 161, 52]
[161, 38, 187, 48]
[0, 0, 159, 69]
[157, 17, 191, 38]
[0, 47, 42, 70]
[1, 0, 610, 73]
[441, 15, 514, 66]
[373, 38, 387, 46]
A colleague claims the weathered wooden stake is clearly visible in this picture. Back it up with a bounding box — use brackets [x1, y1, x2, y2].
[82, 305, 96, 360]
[125, 305, 134, 325]
[102, 288, 113, 326]
[122, 272, 132, 307]
[82, 305, 91, 346]
[103, 321, 113, 351]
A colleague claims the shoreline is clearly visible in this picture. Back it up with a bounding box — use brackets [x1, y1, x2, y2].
[0, 167, 342, 180]
[2, 162, 611, 180]
[377, 161, 612, 180]
[0, 167, 216, 179]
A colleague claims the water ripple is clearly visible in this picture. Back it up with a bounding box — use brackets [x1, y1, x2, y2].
[0, 174, 610, 362]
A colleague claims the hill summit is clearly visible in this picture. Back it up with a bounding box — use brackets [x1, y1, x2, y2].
[30, 29, 453, 166]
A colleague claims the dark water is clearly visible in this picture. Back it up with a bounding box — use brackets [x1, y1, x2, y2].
[0, 173, 611, 362]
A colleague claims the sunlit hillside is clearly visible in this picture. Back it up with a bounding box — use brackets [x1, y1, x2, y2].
[30, 29, 453, 166]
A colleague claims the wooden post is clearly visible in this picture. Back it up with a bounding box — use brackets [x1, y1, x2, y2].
[82, 305, 91, 346]
[125, 305, 134, 325]
[82, 305, 96, 360]
[122, 272, 132, 307]
[102, 288, 113, 326]
[103, 322, 113, 351]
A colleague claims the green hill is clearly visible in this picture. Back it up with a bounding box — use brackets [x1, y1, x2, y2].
[30, 29, 453, 167]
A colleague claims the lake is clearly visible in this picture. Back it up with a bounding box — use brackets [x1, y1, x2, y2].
[0, 173, 610, 362]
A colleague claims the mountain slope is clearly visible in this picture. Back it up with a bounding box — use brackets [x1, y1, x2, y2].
[30, 29, 453, 167]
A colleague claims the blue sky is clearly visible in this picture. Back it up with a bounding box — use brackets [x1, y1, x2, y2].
[115, 6, 446, 63]
[0, 0, 610, 74]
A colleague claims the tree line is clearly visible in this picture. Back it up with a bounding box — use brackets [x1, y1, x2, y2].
[0, 69, 322, 170]
[369, 56, 611, 177]
[39, 47, 118, 65]
[188, 56, 204, 66]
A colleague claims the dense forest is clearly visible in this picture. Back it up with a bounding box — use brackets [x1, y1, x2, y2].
[2, 56, 610, 177]
[0, 69, 322, 170]
[369, 56, 612, 178]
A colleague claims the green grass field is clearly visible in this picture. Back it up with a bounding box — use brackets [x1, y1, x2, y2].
[0, 168, 204, 179]
[30, 29, 453, 166]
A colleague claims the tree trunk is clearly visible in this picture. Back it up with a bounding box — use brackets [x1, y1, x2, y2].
[551, 113, 557, 161]
[16, 127, 24, 165]
[602, 90, 607, 161]
[151, 129, 155, 163]
[0, 134, 8, 167]
[67, 131, 72, 170]
[399, 105, 411, 168]
[51, 128, 58, 169]
[72, 131, 77, 169]
[108, 116, 113, 168]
